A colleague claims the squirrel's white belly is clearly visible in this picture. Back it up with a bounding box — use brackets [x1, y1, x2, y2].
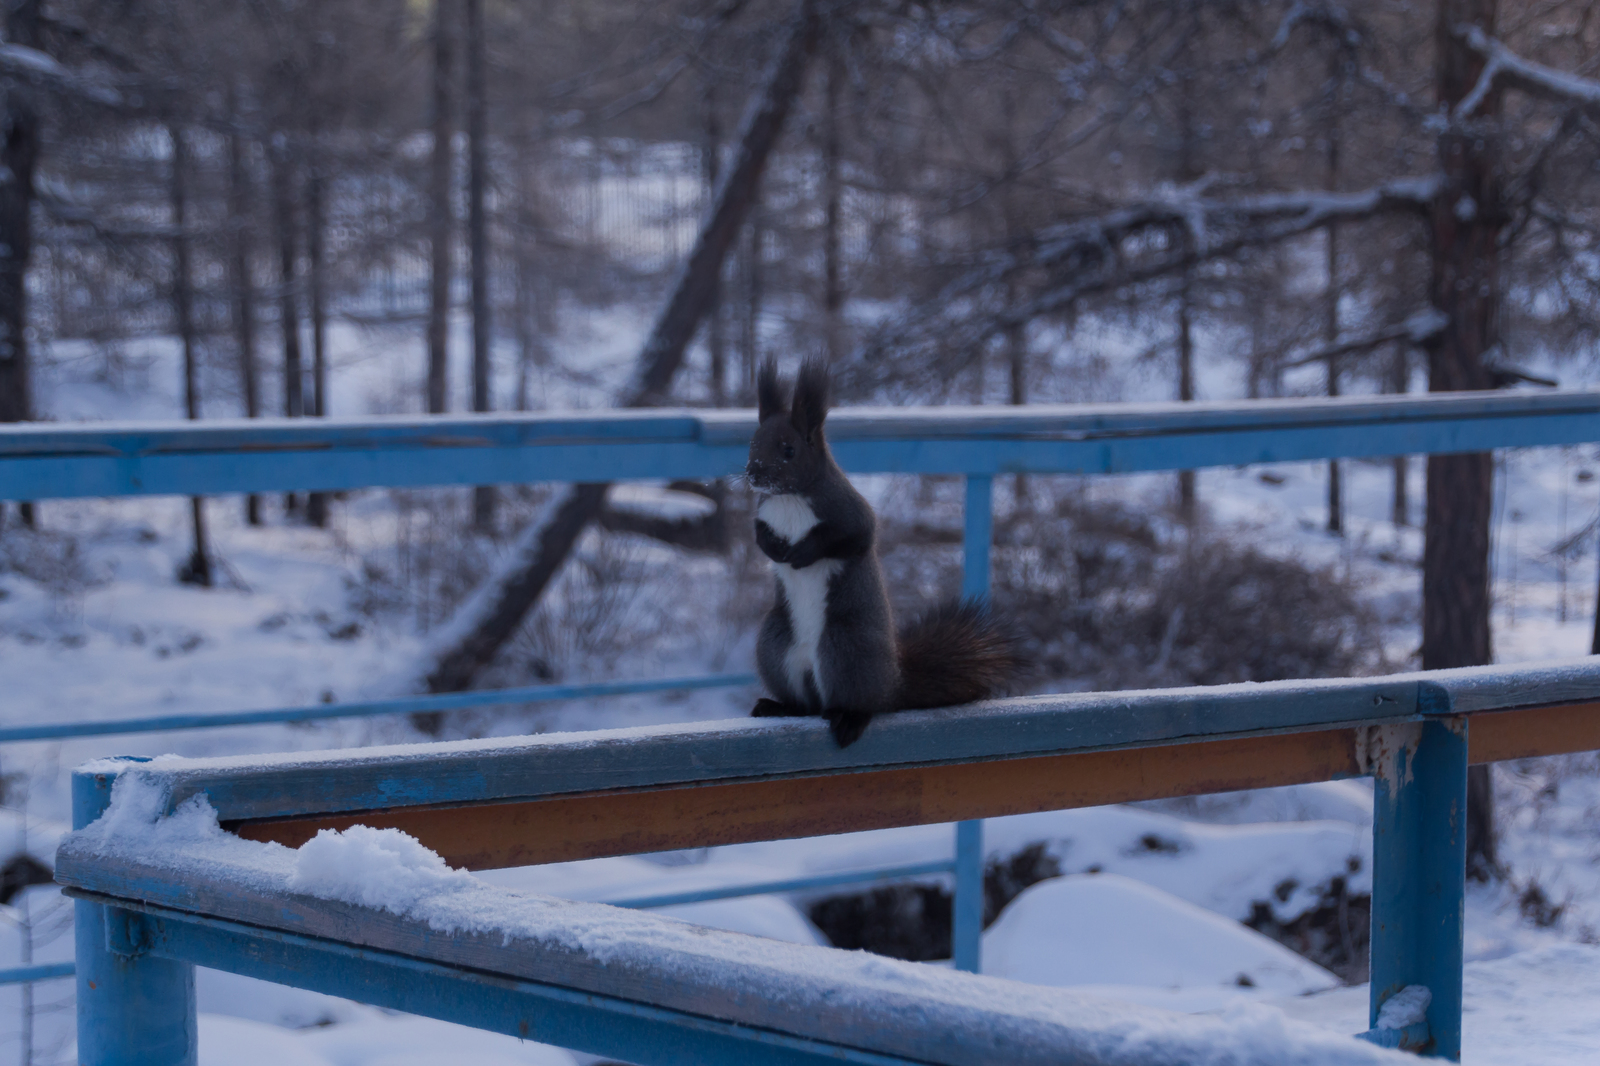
[776, 557, 842, 706]
[759, 494, 839, 704]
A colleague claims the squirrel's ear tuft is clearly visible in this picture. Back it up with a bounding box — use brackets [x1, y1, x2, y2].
[757, 359, 788, 422]
[790, 359, 831, 440]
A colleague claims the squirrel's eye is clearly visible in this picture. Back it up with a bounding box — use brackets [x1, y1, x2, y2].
[781, 443, 795, 459]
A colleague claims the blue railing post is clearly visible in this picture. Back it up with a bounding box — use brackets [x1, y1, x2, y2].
[953, 474, 994, 973]
[73, 760, 197, 1066]
[1369, 716, 1467, 1061]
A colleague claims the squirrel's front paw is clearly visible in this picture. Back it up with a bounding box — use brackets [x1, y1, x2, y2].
[755, 521, 791, 564]
[751, 698, 792, 717]
[783, 542, 821, 569]
[827, 709, 873, 748]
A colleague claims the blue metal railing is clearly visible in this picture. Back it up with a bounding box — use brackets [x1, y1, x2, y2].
[6, 388, 1600, 1007]
[0, 964, 74, 986]
[0, 673, 756, 744]
[60, 660, 1594, 1062]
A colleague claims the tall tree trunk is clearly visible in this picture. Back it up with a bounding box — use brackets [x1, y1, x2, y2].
[272, 137, 304, 516]
[170, 126, 212, 587]
[1000, 85, 1029, 508]
[1591, 530, 1600, 655]
[306, 155, 330, 528]
[1176, 260, 1196, 522]
[422, 3, 819, 696]
[427, 0, 457, 416]
[1174, 62, 1199, 523]
[821, 48, 844, 364]
[1390, 344, 1409, 527]
[702, 74, 727, 404]
[1325, 221, 1343, 536]
[1324, 73, 1343, 536]
[512, 138, 543, 412]
[743, 208, 765, 389]
[0, 0, 41, 529]
[228, 90, 263, 527]
[466, 0, 495, 532]
[1425, 0, 1503, 879]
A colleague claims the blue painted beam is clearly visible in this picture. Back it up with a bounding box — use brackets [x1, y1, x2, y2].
[73, 766, 197, 1066]
[86, 897, 920, 1066]
[1369, 718, 1468, 1061]
[602, 860, 957, 909]
[0, 962, 74, 984]
[953, 474, 993, 975]
[7, 390, 1600, 500]
[952, 820, 984, 974]
[0, 673, 755, 743]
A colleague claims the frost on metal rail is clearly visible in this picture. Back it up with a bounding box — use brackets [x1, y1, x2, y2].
[4, 388, 1600, 499]
[55, 659, 1600, 1064]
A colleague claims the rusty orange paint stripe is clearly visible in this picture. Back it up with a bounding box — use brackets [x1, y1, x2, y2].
[234, 727, 1364, 870]
[1468, 701, 1600, 764]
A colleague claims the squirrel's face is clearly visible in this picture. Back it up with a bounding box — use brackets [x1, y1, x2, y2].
[746, 417, 823, 495]
[748, 357, 830, 495]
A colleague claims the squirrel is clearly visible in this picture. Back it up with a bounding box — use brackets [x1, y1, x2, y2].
[744, 358, 1023, 747]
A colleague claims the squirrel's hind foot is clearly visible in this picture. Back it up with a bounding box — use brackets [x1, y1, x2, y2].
[827, 709, 873, 748]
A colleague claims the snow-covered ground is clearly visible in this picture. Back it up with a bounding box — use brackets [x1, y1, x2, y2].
[4, 300, 1600, 1064]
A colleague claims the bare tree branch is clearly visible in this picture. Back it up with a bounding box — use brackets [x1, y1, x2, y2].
[1276, 308, 1446, 371]
[1455, 24, 1600, 119]
[855, 175, 1440, 383]
[0, 40, 122, 106]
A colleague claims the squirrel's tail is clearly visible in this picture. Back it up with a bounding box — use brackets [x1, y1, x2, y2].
[895, 598, 1025, 710]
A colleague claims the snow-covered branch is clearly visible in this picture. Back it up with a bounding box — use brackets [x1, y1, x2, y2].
[0, 40, 122, 107]
[1276, 309, 1447, 371]
[852, 175, 1440, 382]
[1455, 24, 1600, 119]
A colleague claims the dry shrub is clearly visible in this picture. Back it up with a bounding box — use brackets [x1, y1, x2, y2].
[985, 492, 1385, 690]
[0, 524, 107, 611]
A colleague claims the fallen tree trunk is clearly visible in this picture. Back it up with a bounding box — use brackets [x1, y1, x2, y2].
[420, 3, 817, 697]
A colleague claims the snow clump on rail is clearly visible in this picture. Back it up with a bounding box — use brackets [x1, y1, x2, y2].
[286, 825, 478, 914]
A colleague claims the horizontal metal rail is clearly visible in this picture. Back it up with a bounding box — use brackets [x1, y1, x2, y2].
[0, 963, 74, 985]
[4, 389, 1599, 500]
[601, 859, 958, 910]
[67, 892, 930, 1066]
[3, 855, 953, 994]
[0, 673, 755, 743]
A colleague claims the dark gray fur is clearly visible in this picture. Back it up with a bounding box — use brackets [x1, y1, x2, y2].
[747, 359, 1022, 747]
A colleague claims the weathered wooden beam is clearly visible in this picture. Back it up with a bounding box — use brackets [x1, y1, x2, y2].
[142, 671, 1437, 823]
[234, 727, 1365, 868]
[1467, 701, 1600, 763]
[225, 695, 1600, 869]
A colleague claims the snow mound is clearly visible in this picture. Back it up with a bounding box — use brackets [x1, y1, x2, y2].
[288, 825, 479, 914]
[1278, 942, 1600, 1065]
[984, 873, 1341, 997]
